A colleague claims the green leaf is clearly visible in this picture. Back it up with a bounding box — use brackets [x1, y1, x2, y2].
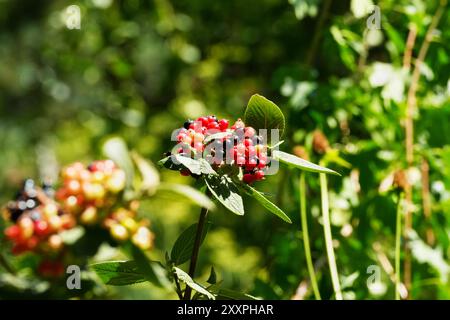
[159, 155, 216, 175]
[131, 151, 160, 194]
[272, 150, 340, 176]
[173, 267, 215, 300]
[129, 245, 169, 288]
[244, 94, 286, 138]
[268, 140, 285, 149]
[239, 183, 292, 223]
[102, 137, 134, 188]
[205, 174, 244, 216]
[157, 183, 216, 211]
[207, 284, 259, 300]
[207, 266, 217, 284]
[91, 261, 146, 286]
[171, 223, 211, 265]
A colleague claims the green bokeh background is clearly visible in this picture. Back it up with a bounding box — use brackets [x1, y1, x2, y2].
[0, 0, 449, 299]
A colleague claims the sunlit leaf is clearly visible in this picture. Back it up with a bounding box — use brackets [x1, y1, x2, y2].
[173, 267, 215, 300]
[244, 94, 286, 138]
[205, 174, 244, 216]
[272, 150, 340, 176]
[239, 183, 292, 223]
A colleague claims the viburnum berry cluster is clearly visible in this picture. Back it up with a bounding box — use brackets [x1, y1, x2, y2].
[3, 179, 75, 256]
[2, 159, 154, 277]
[56, 160, 154, 250]
[172, 116, 269, 184]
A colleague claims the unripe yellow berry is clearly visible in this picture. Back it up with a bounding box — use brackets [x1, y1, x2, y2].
[110, 224, 129, 241]
[80, 206, 98, 225]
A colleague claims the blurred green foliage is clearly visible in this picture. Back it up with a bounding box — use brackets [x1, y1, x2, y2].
[0, 0, 449, 299]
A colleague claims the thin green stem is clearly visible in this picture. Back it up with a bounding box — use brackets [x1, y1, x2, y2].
[183, 202, 209, 300]
[299, 173, 321, 300]
[395, 192, 404, 300]
[319, 172, 343, 300]
[0, 244, 15, 275]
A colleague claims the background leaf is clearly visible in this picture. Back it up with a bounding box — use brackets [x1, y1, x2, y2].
[132, 151, 160, 195]
[157, 183, 216, 211]
[102, 137, 135, 188]
[91, 261, 146, 286]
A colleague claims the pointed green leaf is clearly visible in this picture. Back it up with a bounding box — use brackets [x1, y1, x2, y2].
[244, 94, 286, 138]
[171, 223, 211, 265]
[129, 245, 169, 288]
[205, 174, 244, 216]
[239, 183, 292, 223]
[207, 266, 217, 284]
[173, 267, 215, 300]
[159, 155, 216, 176]
[272, 150, 340, 176]
[207, 284, 259, 300]
[91, 261, 146, 286]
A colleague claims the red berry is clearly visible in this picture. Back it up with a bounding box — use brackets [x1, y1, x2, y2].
[5, 225, 21, 241]
[246, 145, 256, 157]
[236, 156, 246, 165]
[26, 236, 39, 250]
[207, 122, 220, 131]
[246, 158, 257, 170]
[88, 161, 104, 172]
[255, 170, 265, 180]
[12, 243, 28, 255]
[259, 154, 268, 162]
[218, 119, 229, 130]
[244, 127, 256, 138]
[177, 133, 187, 142]
[193, 141, 204, 152]
[207, 116, 217, 123]
[244, 138, 253, 147]
[180, 169, 190, 176]
[243, 174, 255, 184]
[258, 159, 267, 169]
[236, 143, 246, 154]
[197, 117, 209, 126]
[34, 220, 49, 237]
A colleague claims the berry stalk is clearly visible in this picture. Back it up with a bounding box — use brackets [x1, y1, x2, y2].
[319, 172, 342, 300]
[183, 190, 211, 300]
[299, 172, 321, 300]
[395, 192, 404, 300]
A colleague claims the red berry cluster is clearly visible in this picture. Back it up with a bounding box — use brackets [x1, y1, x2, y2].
[172, 116, 269, 184]
[37, 260, 65, 278]
[3, 180, 75, 256]
[3, 160, 155, 267]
